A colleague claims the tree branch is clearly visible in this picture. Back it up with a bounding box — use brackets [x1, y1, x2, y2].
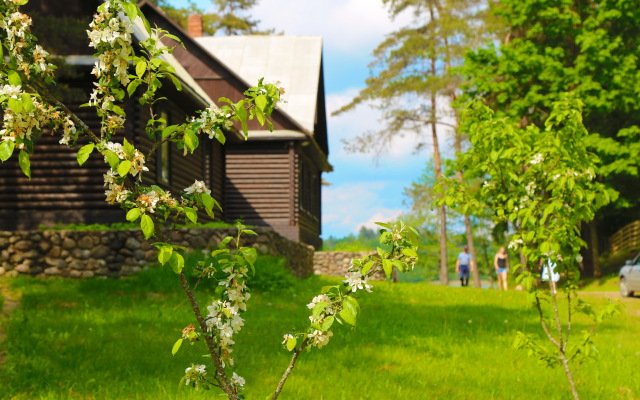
[178, 272, 238, 399]
[271, 338, 309, 400]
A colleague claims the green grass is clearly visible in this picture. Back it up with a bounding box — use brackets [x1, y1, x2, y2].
[1, 267, 639, 400]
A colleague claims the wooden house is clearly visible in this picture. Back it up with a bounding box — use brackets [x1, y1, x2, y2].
[0, 0, 331, 248]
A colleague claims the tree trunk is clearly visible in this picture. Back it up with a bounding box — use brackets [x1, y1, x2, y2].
[589, 219, 602, 278]
[430, 76, 448, 283]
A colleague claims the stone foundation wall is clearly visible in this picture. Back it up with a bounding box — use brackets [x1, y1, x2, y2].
[0, 227, 314, 279]
[313, 251, 385, 280]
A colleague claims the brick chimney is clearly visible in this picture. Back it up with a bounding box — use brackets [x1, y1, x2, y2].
[187, 14, 203, 37]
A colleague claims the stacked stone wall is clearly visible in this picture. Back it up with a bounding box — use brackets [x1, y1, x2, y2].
[0, 227, 314, 279]
[313, 251, 386, 280]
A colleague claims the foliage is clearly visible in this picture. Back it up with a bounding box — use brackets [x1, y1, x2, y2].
[3, 269, 640, 399]
[321, 226, 380, 252]
[461, 0, 640, 235]
[438, 96, 621, 399]
[246, 256, 297, 293]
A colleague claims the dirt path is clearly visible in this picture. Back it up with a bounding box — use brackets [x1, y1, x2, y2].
[0, 277, 21, 366]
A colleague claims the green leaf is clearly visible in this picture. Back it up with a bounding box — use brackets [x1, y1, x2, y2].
[76, 144, 95, 166]
[158, 246, 173, 265]
[286, 337, 297, 351]
[339, 302, 357, 326]
[241, 247, 257, 265]
[126, 208, 142, 222]
[8, 97, 22, 114]
[183, 207, 198, 223]
[171, 338, 183, 355]
[0, 141, 15, 162]
[255, 94, 267, 111]
[375, 222, 393, 229]
[169, 74, 182, 91]
[140, 214, 154, 239]
[184, 129, 198, 153]
[21, 93, 34, 112]
[8, 70, 21, 87]
[242, 229, 257, 235]
[312, 302, 329, 319]
[201, 193, 214, 211]
[122, 1, 138, 22]
[361, 261, 375, 275]
[102, 150, 119, 169]
[235, 100, 248, 136]
[127, 79, 143, 97]
[321, 315, 335, 331]
[382, 259, 392, 278]
[123, 139, 135, 158]
[136, 61, 146, 78]
[169, 252, 184, 274]
[118, 160, 132, 177]
[161, 125, 179, 138]
[18, 150, 30, 178]
[401, 248, 418, 258]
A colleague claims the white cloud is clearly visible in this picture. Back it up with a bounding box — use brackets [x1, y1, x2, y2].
[322, 181, 404, 237]
[253, 0, 412, 55]
[355, 210, 404, 233]
[325, 88, 454, 165]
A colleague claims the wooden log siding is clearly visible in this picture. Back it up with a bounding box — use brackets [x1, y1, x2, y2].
[0, 103, 124, 230]
[224, 147, 293, 230]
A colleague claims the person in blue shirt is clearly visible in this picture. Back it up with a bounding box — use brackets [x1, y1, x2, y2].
[456, 246, 473, 287]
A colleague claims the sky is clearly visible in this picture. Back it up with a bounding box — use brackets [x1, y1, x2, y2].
[167, 0, 443, 238]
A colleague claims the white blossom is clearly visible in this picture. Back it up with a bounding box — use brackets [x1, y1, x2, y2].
[184, 180, 211, 195]
[308, 330, 333, 349]
[282, 334, 294, 344]
[306, 294, 331, 309]
[508, 239, 523, 251]
[530, 153, 544, 165]
[231, 372, 245, 388]
[343, 270, 373, 293]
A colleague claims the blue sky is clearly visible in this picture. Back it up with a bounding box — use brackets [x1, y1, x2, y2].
[167, 0, 437, 238]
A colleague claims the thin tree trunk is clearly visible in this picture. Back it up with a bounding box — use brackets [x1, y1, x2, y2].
[589, 219, 601, 278]
[428, 4, 448, 285]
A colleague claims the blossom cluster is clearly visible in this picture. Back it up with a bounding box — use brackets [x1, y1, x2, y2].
[343, 270, 373, 293]
[86, 1, 134, 122]
[0, 87, 76, 148]
[204, 263, 250, 372]
[184, 364, 206, 387]
[184, 180, 211, 195]
[136, 189, 176, 214]
[87, 1, 134, 87]
[304, 293, 335, 348]
[105, 141, 149, 176]
[191, 107, 233, 141]
[0, 8, 54, 79]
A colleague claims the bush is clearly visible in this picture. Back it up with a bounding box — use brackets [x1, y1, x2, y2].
[248, 256, 297, 293]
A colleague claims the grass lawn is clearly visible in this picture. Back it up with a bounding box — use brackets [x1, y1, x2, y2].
[1, 265, 639, 400]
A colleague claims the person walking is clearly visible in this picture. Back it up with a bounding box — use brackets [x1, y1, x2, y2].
[494, 247, 509, 290]
[456, 246, 473, 287]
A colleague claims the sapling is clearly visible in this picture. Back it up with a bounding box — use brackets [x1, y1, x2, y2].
[437, 97, 621, 400]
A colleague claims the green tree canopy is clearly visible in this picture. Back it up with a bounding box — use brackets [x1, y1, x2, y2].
[461, 0, 640, 237]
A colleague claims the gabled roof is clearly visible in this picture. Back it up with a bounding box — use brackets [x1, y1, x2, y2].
[130, 18, 214, 109]
[194, 36, 323, 134]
